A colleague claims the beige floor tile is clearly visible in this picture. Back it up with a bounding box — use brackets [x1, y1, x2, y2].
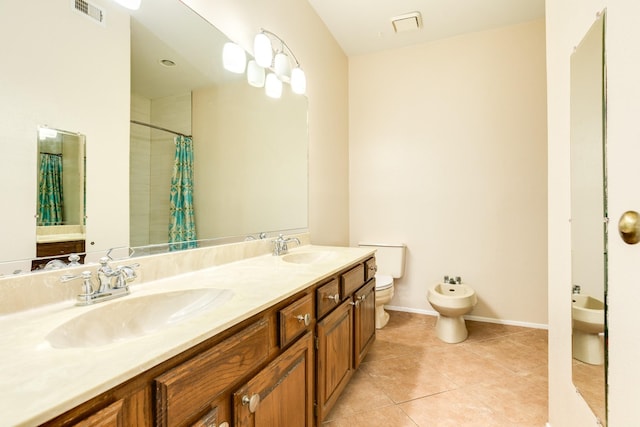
[323, 312, 550, 426]
[323, 369, 395, 421]
[360, 354, 459, 403]
[322, 405, 418, 426]
[400, 388, 511, 427]
[466, 372, 548, 425]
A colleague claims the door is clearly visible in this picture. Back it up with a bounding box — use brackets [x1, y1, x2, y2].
[234, 332, 314, 427]
[353, 279, 376, 368]
[315, 299, 353, 423]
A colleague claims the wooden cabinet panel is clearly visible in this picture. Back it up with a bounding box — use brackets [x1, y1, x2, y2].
[316, 299, 353, 423]
[364, 257, 377, 282]
[72, 399, 124, 427]
[279, 293, 314, 348]
[354, 280, 376, 369]
[316, 278, 340, 319]
[234, 332, 314, 427]
[155, 320, 270, 427]
[340, 264, 364, 297]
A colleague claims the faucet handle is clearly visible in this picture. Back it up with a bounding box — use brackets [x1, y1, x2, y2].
[114, 263, 139, 288]
[61, 271, 95, 302]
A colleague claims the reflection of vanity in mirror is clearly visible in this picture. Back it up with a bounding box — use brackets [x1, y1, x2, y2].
[569, 11, 607, 425]
[0, 0, 308, 273]
[34, 127, 86, 269]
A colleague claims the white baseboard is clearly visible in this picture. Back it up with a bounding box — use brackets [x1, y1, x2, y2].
[385, 305, 548, 330]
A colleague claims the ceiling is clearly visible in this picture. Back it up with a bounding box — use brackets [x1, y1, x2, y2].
[307, 0, 545, 56]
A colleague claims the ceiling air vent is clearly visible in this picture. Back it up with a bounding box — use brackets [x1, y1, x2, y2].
[72, 0, 105, 25]
[391, 12, 423, 33]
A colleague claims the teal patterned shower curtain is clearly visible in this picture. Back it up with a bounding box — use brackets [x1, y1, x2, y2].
[37, 153, 63, 226]
[168, 135, 197, 249]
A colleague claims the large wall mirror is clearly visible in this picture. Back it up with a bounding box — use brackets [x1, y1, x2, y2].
[0, 0, 308, 273]
[569, 11, 607, 425]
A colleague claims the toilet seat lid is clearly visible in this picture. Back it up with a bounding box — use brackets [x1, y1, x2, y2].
[375, 274, 393, 290]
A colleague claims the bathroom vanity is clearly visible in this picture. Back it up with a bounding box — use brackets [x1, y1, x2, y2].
[0, 244, 375, 427]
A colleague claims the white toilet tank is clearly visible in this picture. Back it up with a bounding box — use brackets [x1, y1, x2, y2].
[358, 243, 406, 278]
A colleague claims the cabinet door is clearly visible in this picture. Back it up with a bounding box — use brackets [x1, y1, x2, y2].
[234, 332, 314, 427]
[73, 399, 124, 427]
[316, 299, 353, 423]
[354, 280, 376, 368]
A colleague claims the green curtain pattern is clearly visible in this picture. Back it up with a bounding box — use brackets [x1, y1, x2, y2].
[168, 136, 197, 249]
[37, 153, 64, 226]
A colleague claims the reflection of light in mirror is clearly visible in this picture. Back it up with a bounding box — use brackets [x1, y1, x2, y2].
[247, 60, 266, 88]
[265, 73, 283, 98]
[291, 67, 307, 95]
[222, 42, 247, 74]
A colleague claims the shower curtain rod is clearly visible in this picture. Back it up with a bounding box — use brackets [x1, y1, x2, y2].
[130, 120, 192, 138]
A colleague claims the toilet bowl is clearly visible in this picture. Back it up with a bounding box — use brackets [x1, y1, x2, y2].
[358, 243, 406, 329]
[374, 274, 394, 329]
[572, 294, 605, 365]
[427, 283, 477, 343]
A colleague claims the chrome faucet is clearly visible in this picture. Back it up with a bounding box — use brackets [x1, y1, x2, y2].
[61, 258, 139, 306]
[273, 234, 301, 256]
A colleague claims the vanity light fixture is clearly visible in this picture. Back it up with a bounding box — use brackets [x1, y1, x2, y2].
[252, 29, 307, 96]
[112, 0, 141, 10]
[247, 60, 266, 88]
[222, 42, 247, 74]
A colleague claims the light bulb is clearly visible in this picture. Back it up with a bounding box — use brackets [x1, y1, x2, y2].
[274, 52, 291, 79]
[254, 33, 273, 68]
[265, 73, 283, 99]
[291, 67, 306, 95]
[247, 60, 265, 88]
[222, 42, 246, 74]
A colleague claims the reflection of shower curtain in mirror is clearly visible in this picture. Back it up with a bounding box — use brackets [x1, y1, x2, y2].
[38, 153, 63, 226]
[169, 136, 197, 248]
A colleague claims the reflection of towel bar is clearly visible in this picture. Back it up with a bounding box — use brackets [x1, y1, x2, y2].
[130, 120, 191, 138]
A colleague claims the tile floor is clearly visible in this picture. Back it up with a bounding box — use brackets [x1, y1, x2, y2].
[323, 311, 548, 427]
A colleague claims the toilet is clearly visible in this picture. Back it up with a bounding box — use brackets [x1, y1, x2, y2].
[572, 294, 605, 365]
[427, 282, 477, 343]
[358, 243, 406, 329]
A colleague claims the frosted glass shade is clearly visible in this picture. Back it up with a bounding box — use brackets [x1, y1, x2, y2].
[247, 60, 265, 88]
[254, 33, 273, 68]
[291, 67, 306, 95]
[265, 73, 283, 99]
[274, 52, 291, 79]
[113, 0, 141, 10]
[222, 42, 246, 74]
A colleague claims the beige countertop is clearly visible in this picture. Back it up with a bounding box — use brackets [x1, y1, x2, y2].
[0, 244, 374, 426]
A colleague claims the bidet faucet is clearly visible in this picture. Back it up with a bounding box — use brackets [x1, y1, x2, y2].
[273, 234, 301, 256]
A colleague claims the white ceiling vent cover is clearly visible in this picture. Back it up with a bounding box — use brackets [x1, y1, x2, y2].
[72, 0, 105, 25]
[391, 12, 423, 33]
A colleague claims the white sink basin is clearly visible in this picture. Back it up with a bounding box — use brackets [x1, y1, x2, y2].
[46, 288, 234, 349]
[281, 251, 337, 264]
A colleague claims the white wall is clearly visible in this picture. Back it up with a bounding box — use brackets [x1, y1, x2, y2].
[182, 0, 350, 246]
[349, 20, 548, 325]
[0, 0, 130, 262]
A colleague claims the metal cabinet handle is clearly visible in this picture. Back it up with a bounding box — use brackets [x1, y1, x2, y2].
[325, 293, 340, 304]
[296, 313, 311, 326]
[242, 393, 260, 413]
[368, 265, 378, 273]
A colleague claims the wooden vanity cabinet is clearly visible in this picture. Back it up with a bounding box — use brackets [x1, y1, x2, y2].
[41, 256, 376, 427]
[315, 259, 376, 423]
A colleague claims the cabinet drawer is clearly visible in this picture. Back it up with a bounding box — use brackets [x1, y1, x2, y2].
[316, 278, 340, 319]
[279, 293, 314, 348]
[341, 264, 365, 296]
[364, 257, 377, 282]
[155, 319, 270, 427]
